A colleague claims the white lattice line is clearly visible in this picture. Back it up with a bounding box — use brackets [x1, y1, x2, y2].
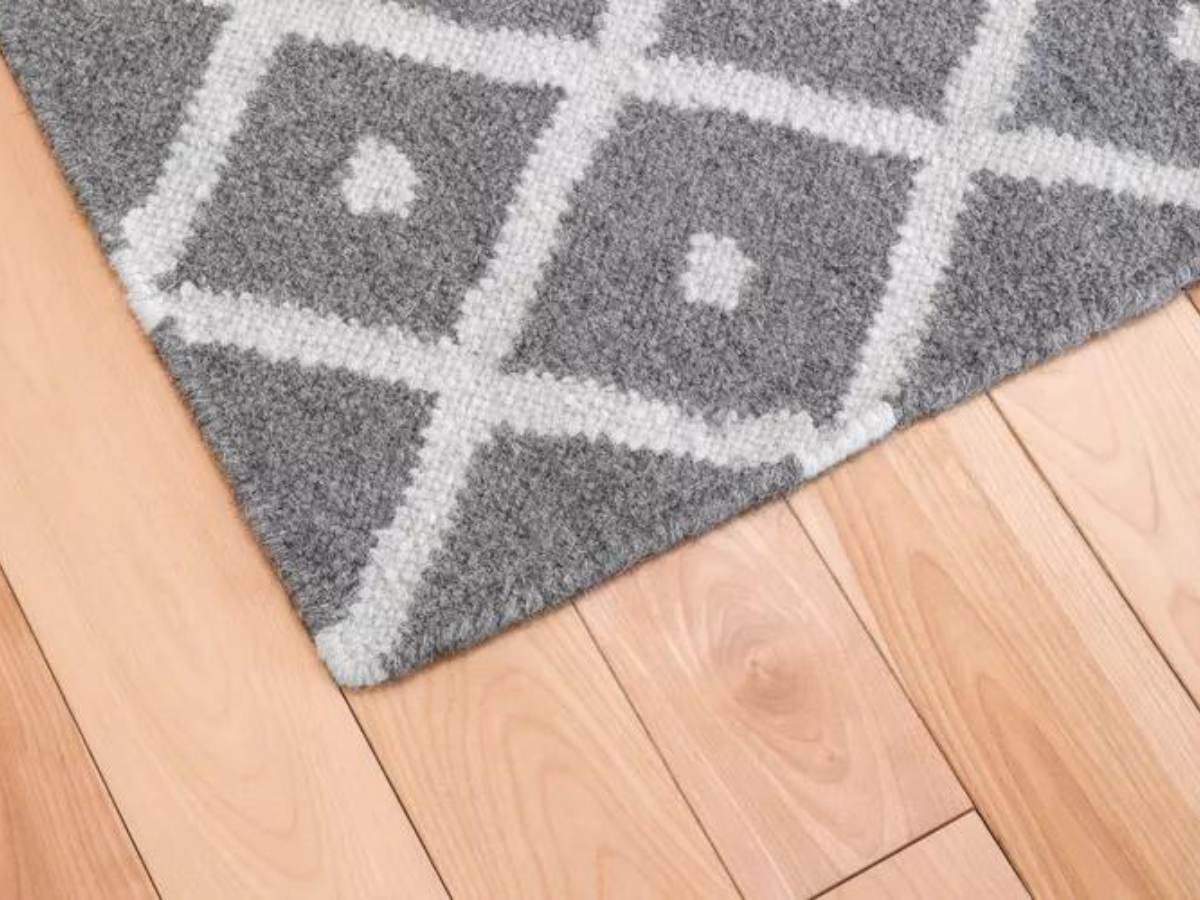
[322, 388, 492, 681]
[453, 84, 626, 358]
[124, 0, 1200, 684]
[837, 0, 1043, 421]
[979, 127, 1200, 208]
[623, 53, 946, 161]
[120, 0, 1200, 338]
[208, 0, 1200, 217]
[166, 284, 866, 470]
[313, 0, 673, 684]
[165, 284, 894, 662]
[114, 4, 285, 329]
[282, 0, 599, 92]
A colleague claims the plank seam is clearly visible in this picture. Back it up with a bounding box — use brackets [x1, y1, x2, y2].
[569, 600, 747, 899]
[335, 691, 453, 897]
[983, 387, 1200, 714]
[808, 808, 976, 900]
[0, 559, 163, 900]
[779, 497, 1035, 898]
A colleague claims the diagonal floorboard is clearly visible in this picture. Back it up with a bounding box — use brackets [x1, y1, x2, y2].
[992, 296, 1200, 705]
[348, 607, 738, 899]
[0, 64, 445, 900]
[790, 395, 1200, 896]
[6, 30, 1200, 899]
[0, 60, 739, 900]
[0, 567, 157, 900]
[576, 500, 968, 897]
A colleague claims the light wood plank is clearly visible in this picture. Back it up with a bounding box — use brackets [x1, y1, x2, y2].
[991, 298, 1200, 701]
[0, 568, 156, 899]
[823, 813, 1025, 900]
[0, 65, 445, 899]
[576, 501, 968, 898]
[790, 396, 1200, 897]
[349, 607, 737, 900]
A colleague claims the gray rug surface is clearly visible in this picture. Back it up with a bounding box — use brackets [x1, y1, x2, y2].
[4, 0, 1200, 686]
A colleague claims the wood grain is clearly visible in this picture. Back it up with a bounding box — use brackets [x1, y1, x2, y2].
[790, 396, 1200, 897]
[992, 297, 1200, 702]
[0, 569, 156, 899]
[577, 501, 968, 898]
[5, 19, 1200, 895]
[823, 814, 1025, 900]
[349, 607, 737, 900]
[0, 64, 445, 899]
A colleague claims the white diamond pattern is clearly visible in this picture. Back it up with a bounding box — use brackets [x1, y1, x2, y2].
[111, 0, 1200, 683]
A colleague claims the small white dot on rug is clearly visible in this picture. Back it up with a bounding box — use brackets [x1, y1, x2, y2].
[680, 232, 755, 313]
[341, 135, 420, 218]
[1171, 4, 1200, 64]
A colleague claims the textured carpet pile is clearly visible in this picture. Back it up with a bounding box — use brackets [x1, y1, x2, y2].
[4, 0, 1200, 685]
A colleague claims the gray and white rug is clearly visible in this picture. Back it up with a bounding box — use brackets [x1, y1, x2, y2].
[4, 0, 1200, 686]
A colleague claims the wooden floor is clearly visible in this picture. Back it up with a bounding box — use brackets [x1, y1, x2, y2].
[2, 59, 1200, 899]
